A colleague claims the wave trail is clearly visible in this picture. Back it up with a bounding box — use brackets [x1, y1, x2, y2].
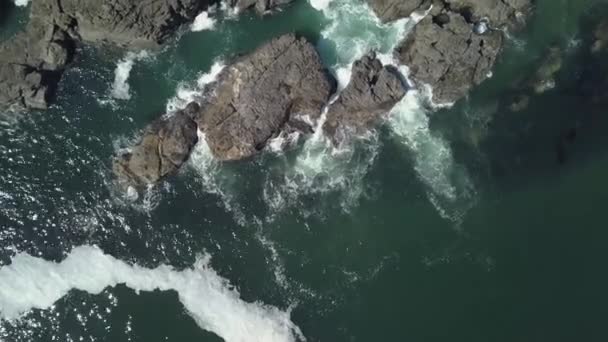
[0, 245, 304, 342]
[111, 51, 150, 100]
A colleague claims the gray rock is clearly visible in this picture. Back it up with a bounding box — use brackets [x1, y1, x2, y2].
[367, 0, 532, 104]
[32, 0, 209, 48]
[195, 34, 336, 160]
[230, 0, 293, 14]
[396, 12, 503, 104]
[0, 0, 212, 111]
[366, 0, 432, 23]
[113, 104, 199, 186]
[0, 18, 76, 109]
[323, 53, 407, 143]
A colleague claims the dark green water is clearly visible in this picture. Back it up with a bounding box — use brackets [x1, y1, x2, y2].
[1, 0, 608, 341]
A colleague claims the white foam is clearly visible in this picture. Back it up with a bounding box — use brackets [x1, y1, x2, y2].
[166, 61, 226, 113]
[309, 0, 333, 11]
[263, 0, 413, 211]
[0, 245, 303, 342]
[387, 77, 475, 221]
[111, 51, 150, 100]
[191, 11, 216, 31]
[12, 0, 29, 6]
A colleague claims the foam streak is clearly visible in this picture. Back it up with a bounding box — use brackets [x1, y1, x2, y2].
[0, 246, 303, 342]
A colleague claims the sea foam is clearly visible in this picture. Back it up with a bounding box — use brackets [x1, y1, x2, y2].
[192, 11, 217, 31]
[0, 245, 303, 342]
[111, 51, 150, 100]
[12, 0, 30, 6]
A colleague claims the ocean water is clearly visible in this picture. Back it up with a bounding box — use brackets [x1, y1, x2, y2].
[1, 0, 608, 341]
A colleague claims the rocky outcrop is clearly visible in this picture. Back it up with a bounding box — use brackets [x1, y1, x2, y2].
[368, 0, 532, 104]
[113, 103, 199, 186]
[113, 33, 335, 186]
[0, 17, 75, 109]
[323, 53, 407, 143]
[0, 0, 211, 110]
[195, 33, 335, 160]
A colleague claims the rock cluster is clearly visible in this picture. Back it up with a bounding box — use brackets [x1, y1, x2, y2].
[0, 0, 295, 111]
[369, 0, 533, 104]
[113, 34, 410, 186]
[0, 0, 212, 110]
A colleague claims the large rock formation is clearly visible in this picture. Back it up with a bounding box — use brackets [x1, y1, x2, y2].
[113, 103, 199, 186]
[0, 0, 212, 111]
[368, 0, 532, 104]
[195, 33, 336, 160]
[113, 33, 335, 186]
[323, 53, 407, 143]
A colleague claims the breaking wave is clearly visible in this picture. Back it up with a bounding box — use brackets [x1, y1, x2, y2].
[192, 11, 217, 31]
[0, 245, 303, 342]
[12, 0, 30, 6]
[110, 51, 150, 100]
[166, 61, 226, 113]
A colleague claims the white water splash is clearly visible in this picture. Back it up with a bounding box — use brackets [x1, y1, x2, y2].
[309, 0, 333, 11]
[0, 246, 303, 342]
[259, 0, 414, 212]
[12, 0, 30, 6]
[166, 61, 226, 113]
[111, 51, 150, 100]
[192, 11, 216, 31]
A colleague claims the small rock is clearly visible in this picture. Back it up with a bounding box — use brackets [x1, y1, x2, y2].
[323, 53, 407, 144]
[113, 110, 198, 187]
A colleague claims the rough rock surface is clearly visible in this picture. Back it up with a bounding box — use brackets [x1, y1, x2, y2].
[113, 103, 199, 186]
[323, 53, 407, 143]
[0, 0, 211, 110]
[0, 17, 75, 109]
[195, 34, 335, 161]
[230, 0, 293, 14]
[368, 0, 532, 104]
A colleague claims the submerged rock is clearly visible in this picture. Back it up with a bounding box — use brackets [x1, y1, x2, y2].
[195, 33, 335, 161]
[591, 19, 608, 53]
[323, 53, 407, 144]
[530, 46, 563, 94]
[367, 0, 532, 104]
[113, 104, 199, 187]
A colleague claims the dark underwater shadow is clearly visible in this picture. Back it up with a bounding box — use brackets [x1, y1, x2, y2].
[0, 0, 15, 28]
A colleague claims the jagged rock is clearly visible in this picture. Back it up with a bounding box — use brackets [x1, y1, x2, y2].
[396, 11, 503, 104]
[195, 33, 335, 161]
[31, 0, 210, 48]
[367, 0, 532, 104]
[323, 53, 407, 143]
[0, 0, 212, 110]
[0, 18, 76, 109]
[113, 104, 199, 186]
[230, 0, 293, 14]
[366, 0, 431, 23]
